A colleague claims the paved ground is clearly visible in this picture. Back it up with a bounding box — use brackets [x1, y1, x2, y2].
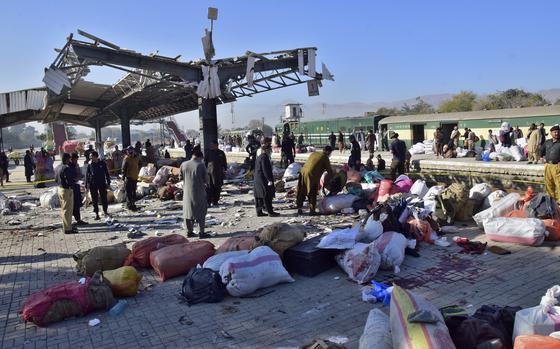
[0, 160, 557, 348]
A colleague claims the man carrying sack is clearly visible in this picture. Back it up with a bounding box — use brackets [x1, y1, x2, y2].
[541, 124, 560, 202]
[55, 153, 77, 234]
[296, 146, 334, 216]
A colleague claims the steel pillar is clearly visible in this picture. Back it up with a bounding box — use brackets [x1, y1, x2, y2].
[198, 97, 218, 154]
[95, 119, 104, 158]
[120, 112, 131, 148]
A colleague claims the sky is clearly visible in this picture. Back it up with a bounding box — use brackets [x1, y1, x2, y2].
[1, 0, 560, 132]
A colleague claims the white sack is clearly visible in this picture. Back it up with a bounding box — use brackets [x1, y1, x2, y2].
[473, 192, 521, 227]
[318, 194, 359, 214]
[483, 217, 546, 246]
[410, 180, 429, 199]
[40, 188, 60, 209]
[482, 190, 507, 210]
[373, 231, 407, 273]
[361, 216, 383, 242]
[203, 250, 249, 272]
[513, 285, 560, 340]
[283, 163, 301, 181]
[153, 166, 171, 187]
[335, 242, 381, 283]
[359, 309, 392, 349]
[318, 224, 360, 250]
[469, 183, 492, 201]
[220, 246, 294, 297]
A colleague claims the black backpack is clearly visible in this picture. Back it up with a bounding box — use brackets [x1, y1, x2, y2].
[181, 267, 225, 305]
[524, 193, 558, 219]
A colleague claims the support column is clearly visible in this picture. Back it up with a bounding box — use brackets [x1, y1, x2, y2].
[95, 119, 105, 158]
[198, 97, 218, 154]
[120, 113, 131, 148]
[0, 128, 3, 153]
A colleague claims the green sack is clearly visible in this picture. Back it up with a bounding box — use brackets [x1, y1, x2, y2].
[74, 244, 131, 276]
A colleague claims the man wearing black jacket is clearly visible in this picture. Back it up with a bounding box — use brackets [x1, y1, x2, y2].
[204, 141, 227, 206]
[85, 151, 111, 220]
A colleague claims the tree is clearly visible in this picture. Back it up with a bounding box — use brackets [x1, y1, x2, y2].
[37, 133, 48, 142]
[401, 97, 435, 115]
[247, 119, 264, 130]
[374, 107, 401, 116]
[476, 89, 549, 110]
[66, 126, 78, 140]
[438, 91, 477, 113]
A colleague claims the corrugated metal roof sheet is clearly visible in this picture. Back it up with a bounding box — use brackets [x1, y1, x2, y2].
[379, 105, 560, 125]
[0, 89, 47, 115]
[42, 67, 71, 95]
[9, 91, 26, 113]
[0, 94, 7, 114]
[26, 90, 46, 110]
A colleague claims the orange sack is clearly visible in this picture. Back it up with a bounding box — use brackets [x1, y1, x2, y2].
[150, 241, 215, 281]
[216, 234, 257, 254]
[124, 234, 188, 268]
[543, 219, 560, 241]
[514, 335, 560, 349]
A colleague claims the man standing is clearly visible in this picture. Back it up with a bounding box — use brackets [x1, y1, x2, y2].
[0, 152, 9, 184]
[85, 151, 111, 220]
[180, 147, 209, 238]
[348, 135, 361, 170]
[122, 146, 140, 211]
[69, 153, 88, 226]
[450, 126, 460, 148]
[184, 139, 193, 160]
[366, 130, 376, 158]
[84, 144, 94, 164]
[538, 123, 547, 160]
[434, 128, 443, 157]
[514, 126, 523, 140]
[55, 153, 77, 234]
[24, 150, 34, 183]
[297, 134, 304, 147]
[281, 132, 295, 168]
[527, 123, 541, 164]
[389, 133, 407, 180]
[296, 146, 334, 216]
[328, 132, 336, 149]
[338, 131, 345, 154]
[205, 140, 227, 207]
[540, 125, 560, 202]
[246, 135, 260, 172]
[254, 138, 279, 217]
[112, 145, 124, 175]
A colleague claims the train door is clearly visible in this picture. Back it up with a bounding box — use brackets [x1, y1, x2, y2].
[441, 123, 457, 145]
[412, 124, 425, 144]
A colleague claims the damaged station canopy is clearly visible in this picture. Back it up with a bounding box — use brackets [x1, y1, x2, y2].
[0, 29, 333, 152]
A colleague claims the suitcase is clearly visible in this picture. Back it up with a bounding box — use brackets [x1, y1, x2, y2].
[283, 235, 337, 277]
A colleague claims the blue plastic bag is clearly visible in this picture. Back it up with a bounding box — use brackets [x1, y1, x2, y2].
[364, 171, 384, 184]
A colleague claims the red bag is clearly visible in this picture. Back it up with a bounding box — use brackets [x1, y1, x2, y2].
[216, 234, 257, 254]
[124, 234, 188, 268]
[543, 219, 560, 241]
[150, 241, 215, 281]
[377, 180, 396, 201]
[22, 272, 114, 326]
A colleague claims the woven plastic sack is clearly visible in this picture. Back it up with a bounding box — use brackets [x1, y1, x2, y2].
[150, 241, 215, 281]
[373, 231, 407, 273]
[74, 244, 131, 277]
[318, 224, 360, 249]
[390, 285, 456, 349]
[513, 286, 560, 340]
[283, 162, 301, 181]
[22, 272, 115, 326]
[203, 251, 249, 272]
[335, 242, 381, 284]
[410, 180, 429, 198]
[254, 223, 305, 258]
[359, 309, 392, 349]
[216, 233, 257, 254]
[514, 335, 560, 349]
[220, 246, 294, 297]
[473, 192, 521, 227]
[153, 166, 171, 186]
[482, 190, 507, 210]
[40, 188, 60, 209]
[102, 266, 143, 297]
[483, 217, 546, 246]
[361, 216, 383, 242]
[318, 194, 359, 214]
[124, 234, 188, 268]
[469, 183, 492, 201]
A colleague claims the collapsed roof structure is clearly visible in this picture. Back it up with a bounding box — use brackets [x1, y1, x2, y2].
[0, 22, 333, 152]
